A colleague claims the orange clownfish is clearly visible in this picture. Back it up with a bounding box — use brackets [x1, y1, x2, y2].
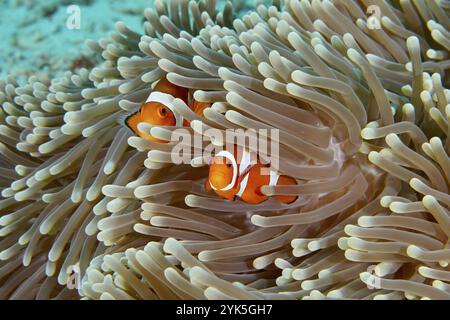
[205, 147, 298, 204]
[121, 76, 210, 142]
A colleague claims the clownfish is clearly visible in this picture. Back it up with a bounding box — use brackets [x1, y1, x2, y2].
[121, 76, 210, 142]
[205, 147, 298, 204]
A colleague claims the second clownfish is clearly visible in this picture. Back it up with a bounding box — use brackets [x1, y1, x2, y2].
[121, 76, 210, 142]
[205, 147, 298, 204]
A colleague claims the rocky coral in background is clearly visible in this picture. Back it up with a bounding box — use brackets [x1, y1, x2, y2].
[0, 0, 154, 81]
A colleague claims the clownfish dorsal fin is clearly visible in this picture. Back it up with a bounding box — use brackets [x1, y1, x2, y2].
[154, 76, 189, 103]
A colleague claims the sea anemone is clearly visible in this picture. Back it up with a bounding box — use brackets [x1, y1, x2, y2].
[0, 0, 449, 300]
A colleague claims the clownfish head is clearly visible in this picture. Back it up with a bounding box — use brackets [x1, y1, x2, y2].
[120, 76, 188, 142]
[208, 151, 238, 191]
[123, 101, 177, 142]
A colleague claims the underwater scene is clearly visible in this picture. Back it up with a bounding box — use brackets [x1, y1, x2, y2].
[0, 0, 449, 301]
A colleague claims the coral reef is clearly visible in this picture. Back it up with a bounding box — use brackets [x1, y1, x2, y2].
[0, 0, 152, 80]
[0, 0, 449, 300]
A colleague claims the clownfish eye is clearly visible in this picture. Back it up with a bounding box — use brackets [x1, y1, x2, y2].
[159, 106, 167, 118]
[226, 163, 232, 168]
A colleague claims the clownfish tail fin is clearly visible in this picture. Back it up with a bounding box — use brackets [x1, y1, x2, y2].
[274, 175, 298, 204]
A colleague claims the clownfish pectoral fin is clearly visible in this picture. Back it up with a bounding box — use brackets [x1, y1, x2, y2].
[225, 193, 237, 201]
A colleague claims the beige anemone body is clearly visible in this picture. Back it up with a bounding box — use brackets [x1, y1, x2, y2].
[0, 0, 449, 300]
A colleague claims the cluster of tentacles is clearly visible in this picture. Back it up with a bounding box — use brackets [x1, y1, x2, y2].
[0, 0, 449, 300]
